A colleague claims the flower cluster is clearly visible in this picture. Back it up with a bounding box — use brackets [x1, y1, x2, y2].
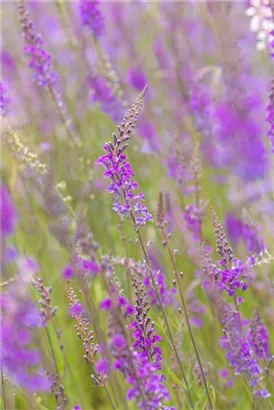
[0, 82, 9, 117]
[215, 257, 255, 297]
[219, 303, 270, 398]
[249, 308, 270, 360]
[88, 75, 123, 122]
[226, 212, 264, 254]
[183, 204, 201, 242]
[1, 184, 17, 238]
[96, 87, 152, 227]
[106, 276, 173, 409]
[18, 1, 59, 88]
[79, 0, 105, 37]
[1, 281, 50, 393]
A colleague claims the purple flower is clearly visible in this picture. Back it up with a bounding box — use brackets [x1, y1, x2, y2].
[1, 281, 50, 393]
[95, 358, 109, 376]
[69, 302, 84, 318]
[19, 3, 59, 88]
[96, 139, 152, 227]
[0, 82, 9, 117]
[219, 302, 269, 397]
[62, 264, 74, 280]
[100, 298, 112, 310]
[225, 212, 264, 254]
[249, 309, 270, 361]
[73, 406, 81, 410]
[183, 205, 201, 242]
[266, 78, 274, 152]
[81, 259, 100, 274]
[111, 334, 127, 350]
[88, 75, 123, 122]
[128, 67, 147, 91]
[79, 0, 105, 37]
[1, 184, 17, 237]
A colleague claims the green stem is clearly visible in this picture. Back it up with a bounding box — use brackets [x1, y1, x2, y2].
[161, 227, 213, 410]
[129, 211, 194, 410]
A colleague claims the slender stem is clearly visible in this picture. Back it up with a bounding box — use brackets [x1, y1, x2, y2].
[233, 295, 242, 331]
[104, 383, 116, 410]
[128, 211, 194, 410]
[52, 320, 84, 409]
[161, 227, 213, 410]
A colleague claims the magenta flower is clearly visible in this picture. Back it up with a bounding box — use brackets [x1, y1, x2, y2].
[95, 358, 109, 376]
[96, 139, 152, 227]
[225, 212, 264, 254]
[1, 281, 50, 393]
[69, 302, 85, 318]
[79, 0, 105, 37]
[88, 75, 123, 122]
[62, 264, 74, 280]
[1, 184, 17, 238]
[128, 67, 147, 92]
[249, 309, 270, 361]
[0, 82, 10, 117]
[19, 3, 59, 88]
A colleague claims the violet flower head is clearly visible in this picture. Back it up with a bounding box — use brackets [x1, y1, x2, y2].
[1, 281, 50, 393]
[0, 82, 9, 117]
[125, 271, 173, 409]
[249, 308, 270, 360]
[183, 204, 201, 242]
[128, 67, 147, 92]
[88, 75, 123, 122]
[225, 212, 264, 254]
[18, 1, 59, 88]
[219, 302, 269, 398]
[1, 184, 17, 238]
[96, 86, 152, 227]
[79, 0, 105, 37]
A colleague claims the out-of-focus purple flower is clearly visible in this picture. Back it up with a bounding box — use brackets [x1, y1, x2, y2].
[81, 258, 100, 274]
[138, 120, 160, 153]
[1, 184, 17, 237]
[266, 77, 274, 152]
[128, 67, 147, 91]
[111, 333, 127, 350]
[4, 246, 18, 262]
[79, 0, 105, 37]
[69, 301, 85, 318]
[100, 298, 112, 311]
[62, 264, 74, 280]
[0, 82, 10, 117]
[1, 281, 50, 393]
[73, 405, 81, 410]
[18, 2, 59, 88]
[95, 358, 109, 376]
[225, 212, 264, 254]
[249, 308, 270, 360]
[40, 141, 52, 152]
[88, 75, 123, 122]
[183, 205, 201, 242]
[219, 368, 234, 388]
[144, 271, 176, 306]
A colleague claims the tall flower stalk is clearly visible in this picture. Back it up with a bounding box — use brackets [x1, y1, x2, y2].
[97, 87, 194, 409]
[157, 193, 213, 410]
[18, 0, 82, 145]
